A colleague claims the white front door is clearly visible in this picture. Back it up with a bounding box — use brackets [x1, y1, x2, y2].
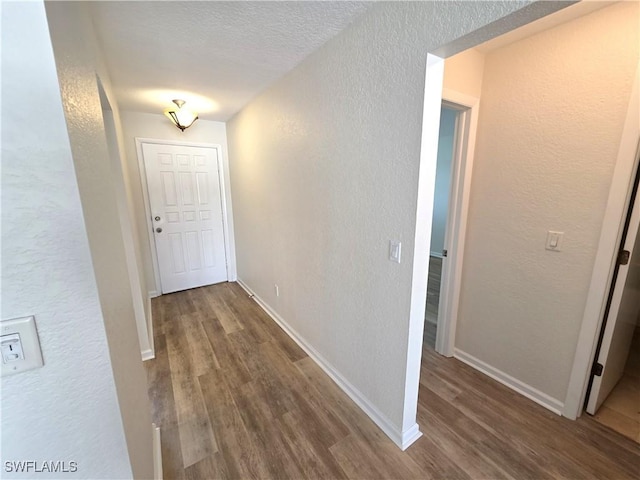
[142, 143, 228, 294]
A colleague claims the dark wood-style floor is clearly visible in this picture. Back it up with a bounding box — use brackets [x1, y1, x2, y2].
[146, 282, 640, 479]
[424, 256, 442, 349]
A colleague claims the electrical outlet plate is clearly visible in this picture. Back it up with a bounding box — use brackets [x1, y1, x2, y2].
[1, 316, 44, 377]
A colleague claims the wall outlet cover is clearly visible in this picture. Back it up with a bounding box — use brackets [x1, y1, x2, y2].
[1, 316, 44, 377]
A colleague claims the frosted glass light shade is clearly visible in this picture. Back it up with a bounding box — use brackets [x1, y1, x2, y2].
[164, 99, 198, 131]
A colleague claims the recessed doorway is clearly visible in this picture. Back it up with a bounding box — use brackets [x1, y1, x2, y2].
[137, 139, 234, 294]
[422, 90, 479, 358]
[424, 106, 457, 349]
[584, 140, 640, 443]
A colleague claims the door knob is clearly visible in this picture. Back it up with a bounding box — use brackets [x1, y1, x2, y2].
[156, 227, 163, 233]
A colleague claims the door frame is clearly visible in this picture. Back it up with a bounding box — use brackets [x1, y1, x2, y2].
[585, 144, 640, 413]
[99, 82, 153, 361]
[434, 89, 480, 356]
[401, 54, 481, 443]
[135, 138, 237, 295]
[563, 68, 639, 419]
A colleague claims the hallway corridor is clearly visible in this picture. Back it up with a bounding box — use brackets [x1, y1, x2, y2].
[145, 282, 640, 479]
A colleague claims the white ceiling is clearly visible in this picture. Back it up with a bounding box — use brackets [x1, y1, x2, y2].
[90, 1, 373, 121]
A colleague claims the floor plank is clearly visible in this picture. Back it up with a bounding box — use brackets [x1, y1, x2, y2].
[145, 282, 640, 479]
[279, 410, 349, 480]
[198, 368, 270, 479]
[424, 255, 441, 349]
[165, 313, 218, 467]
[593, 326, 640, 443]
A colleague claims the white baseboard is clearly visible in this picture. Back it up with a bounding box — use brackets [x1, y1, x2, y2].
[147, 295, 155, 360]
[236, 279, 418, 450]
[148, 290, 160, 299]
[142, 349, 155, 361]
[141, 296, 155, 361]
[454, 348, 564, 415]
[401, 423, 423, 450]
[152, 423, 162, 480]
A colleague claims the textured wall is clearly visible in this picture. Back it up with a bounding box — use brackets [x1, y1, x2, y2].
[119, 111, 234, 294]
[443, 48, 486, 99]
[101, 107, 151, 357]
[456, 1, 640, 402]
[44, 2, 154, 478]
[1, 3, 132, 478]
[430, 108, 457, 256]
[227, 1, 569, 434]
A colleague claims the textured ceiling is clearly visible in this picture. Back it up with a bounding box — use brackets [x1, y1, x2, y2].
[90, 1, 373, 121]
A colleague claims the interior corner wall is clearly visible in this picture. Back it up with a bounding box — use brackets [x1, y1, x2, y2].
[90, 22, 151, 333]
[443, 48, 486, 98]
[455, 1, 640, 403]
[44, 2, 154, 478]
[101, 106, 152, 357]
[118, 111, 233, 295]
[1, 2, 132, 477]
[226, 0, 567, 436]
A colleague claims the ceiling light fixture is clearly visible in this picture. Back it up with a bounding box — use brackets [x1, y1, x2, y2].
[164, 99, 198, 131]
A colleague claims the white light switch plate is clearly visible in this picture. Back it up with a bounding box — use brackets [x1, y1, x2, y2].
[1, 316, 43, 377]
[389, 241, 402, 263]
[546, 231, 564, 252]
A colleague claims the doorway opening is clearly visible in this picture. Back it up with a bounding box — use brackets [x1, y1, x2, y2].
[98, 78, 153, 359]
[404, 2, 639, 449]
[423, 100, 476, 356]
[424, 107, 456, 349]
[590, 326, 640, 442]
[584, 140, 640, 443]
[136, 139, 233, 295]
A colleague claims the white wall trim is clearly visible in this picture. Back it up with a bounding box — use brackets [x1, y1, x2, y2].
[142, 349, 155, 362]
[563, 67, 640, 419]
[400, 424, 423, 451]
[142, 296, 155, 361]
[236, 279, 421, 451]
[148, 290, 160, 299]
[99, 94, 152, 362]
[402, 53, 445, 441]
[152, 423, 163, 480]
[136, 139, 163, 294]
[454, 349, 564, 415]
[135, 138, 237, 294]
[435, 89, 480, 358]
[148, 295, 154, 355]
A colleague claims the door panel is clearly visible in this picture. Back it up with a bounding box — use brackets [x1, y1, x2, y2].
[143, 143, 227, 293]
[587, 158, 640, 414]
